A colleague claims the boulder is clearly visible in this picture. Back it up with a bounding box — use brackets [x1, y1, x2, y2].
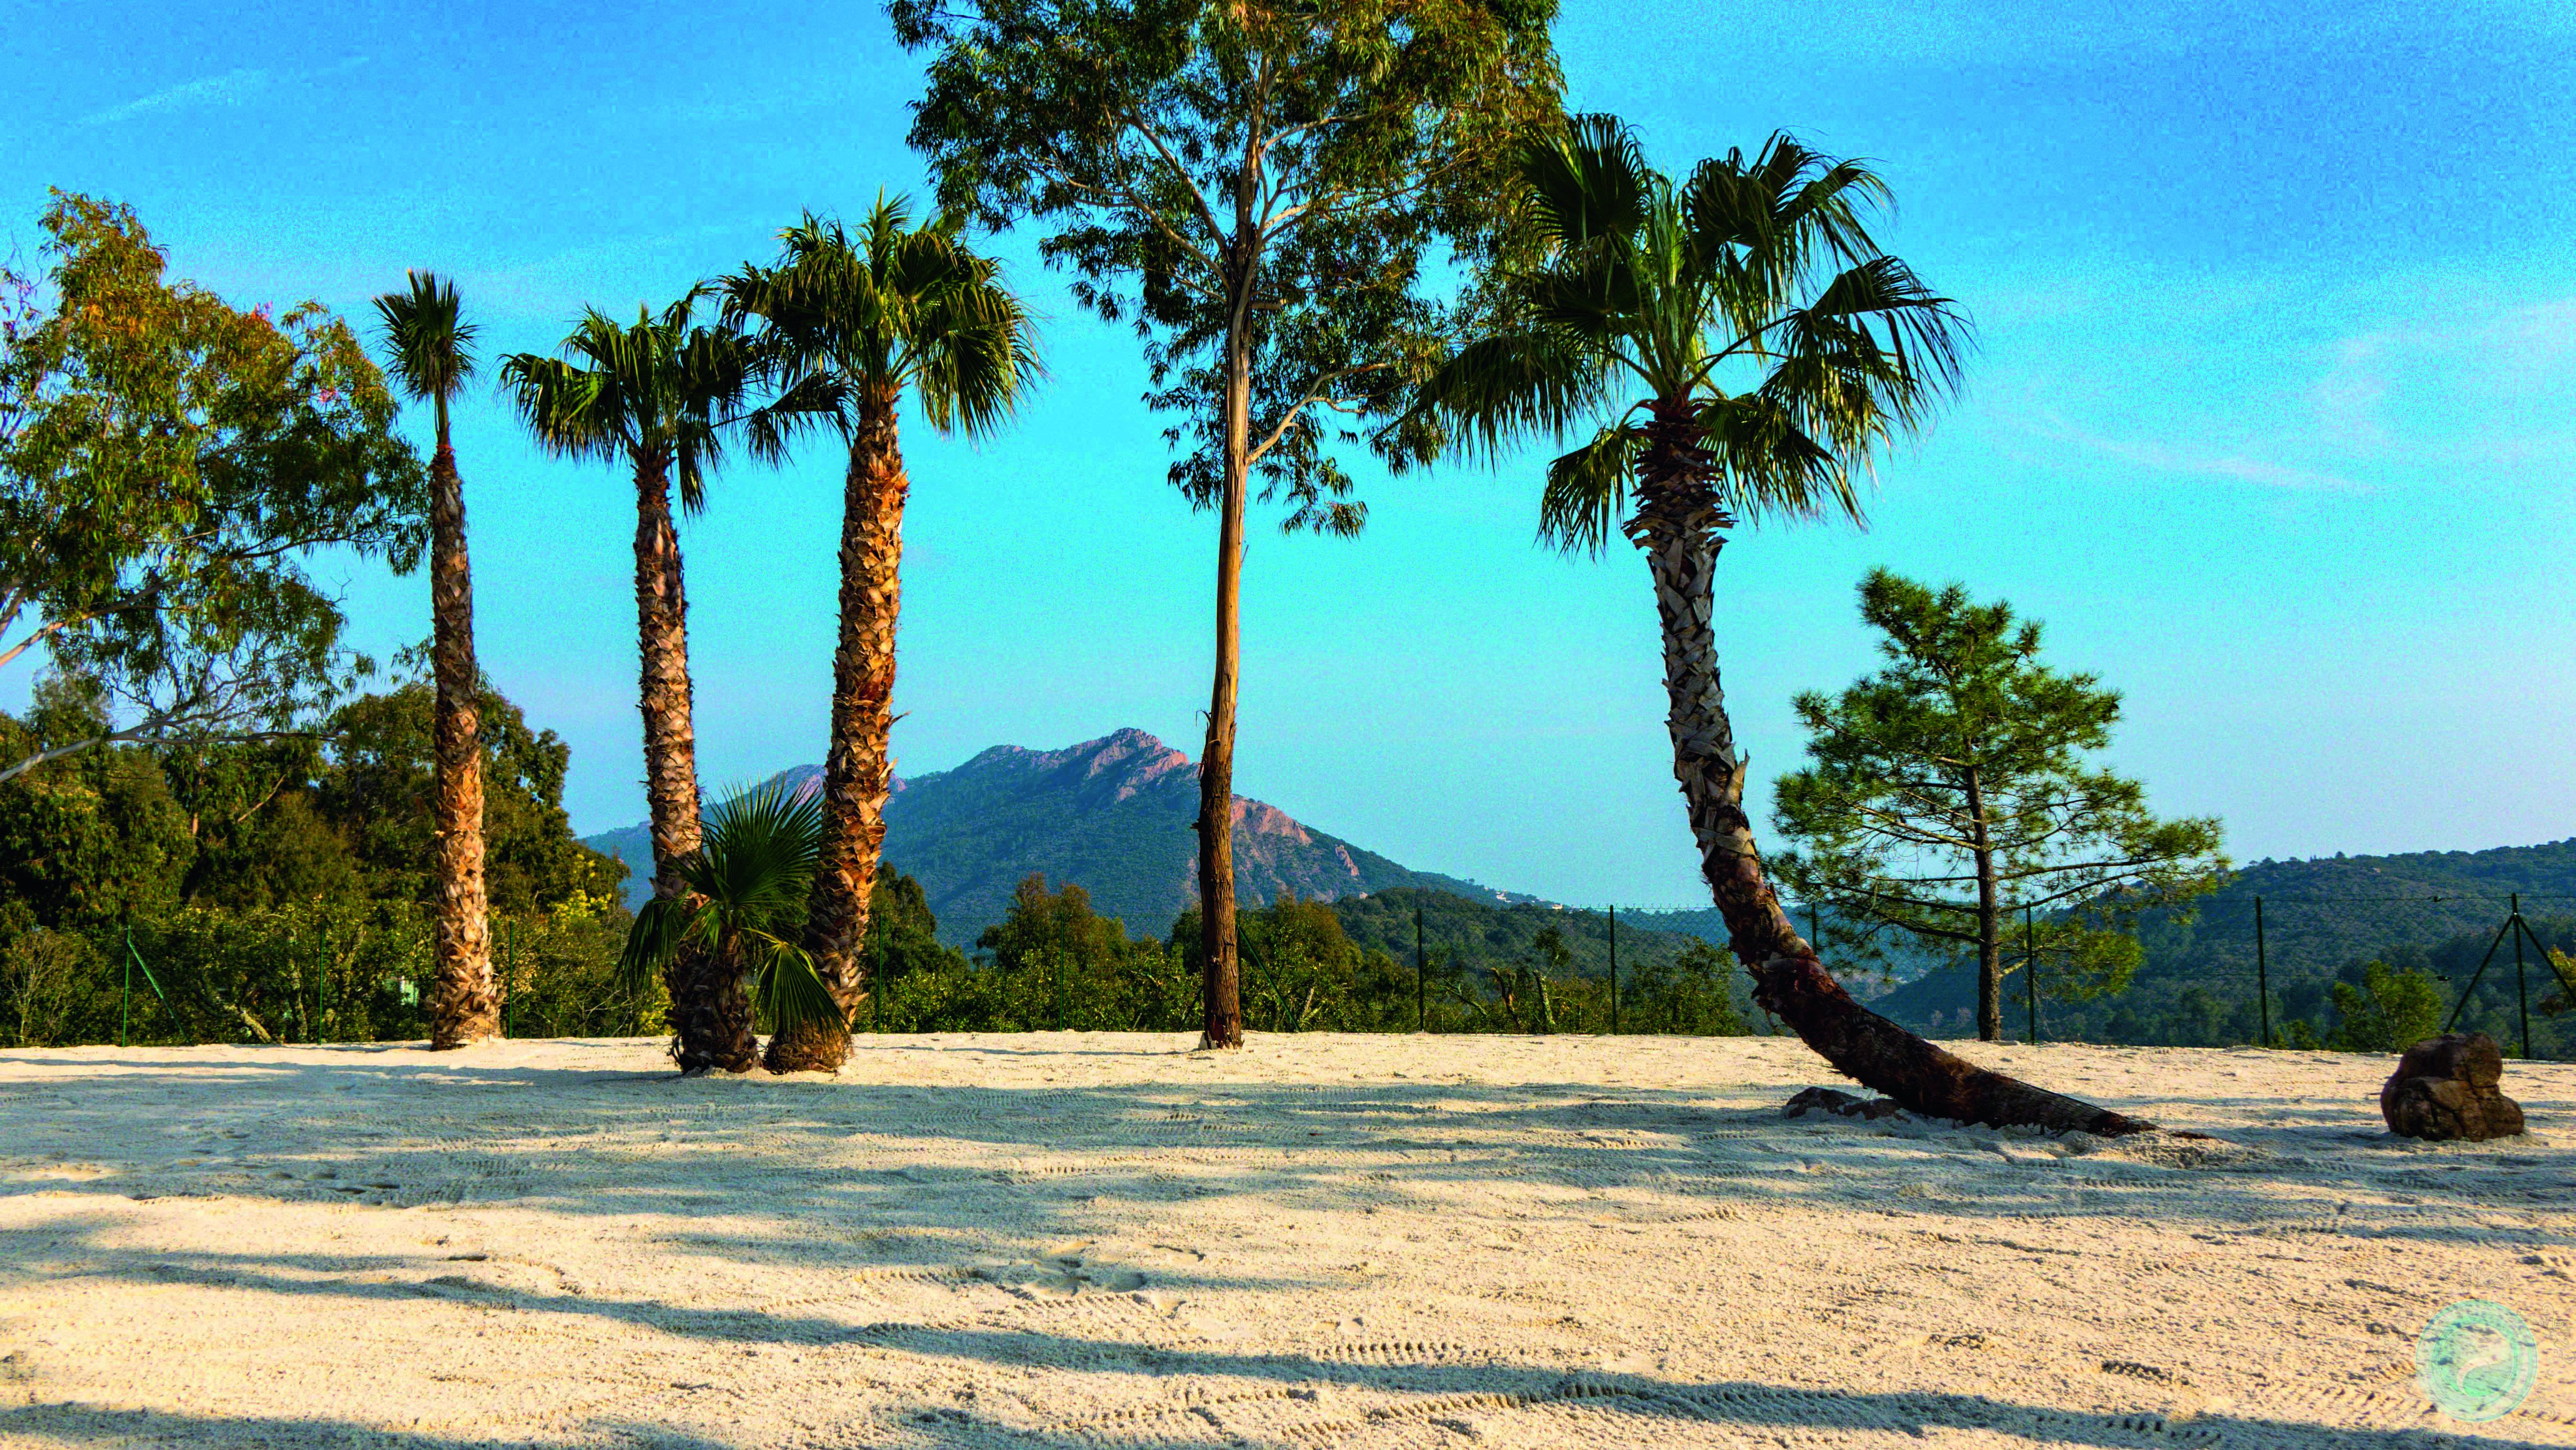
[2381, 1033, 2526, 1141]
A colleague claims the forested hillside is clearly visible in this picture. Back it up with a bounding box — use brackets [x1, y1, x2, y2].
[1865, 839, 2576, 1053]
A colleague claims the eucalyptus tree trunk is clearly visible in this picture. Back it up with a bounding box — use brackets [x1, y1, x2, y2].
[1629, 399, 2152, 1136]
[1194, 255, 1254, 1053]
[426, 436, 498, 1049]
[1966, 765, 2003, 1041]
[770, 387, 907, 1073]
[633, 454, 750, 1073]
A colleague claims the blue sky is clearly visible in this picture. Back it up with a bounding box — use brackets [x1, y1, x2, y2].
[8, 0, 2573, 908]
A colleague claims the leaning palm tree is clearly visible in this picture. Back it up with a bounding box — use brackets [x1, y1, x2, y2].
[620, 779, 842, 1069]
[721, 198, 1038, 1073]
[501, 291, 758, 1071]
[373, 271, 495, 1050]
[1403, 115, 2150, 1135]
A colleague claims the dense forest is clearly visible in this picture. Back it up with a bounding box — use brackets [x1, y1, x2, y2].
[0, 672, 639, 1047]
[1, 680, 1754, 1046]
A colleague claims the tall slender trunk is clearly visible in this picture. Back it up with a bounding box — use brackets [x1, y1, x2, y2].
[1629, 399, 2153, 1136]
[1966, 765, 2001, 1041]
[770, 387, 907, 1073]
[1195, 274, 1253, 1052]
[633, 453, 748, 1073]
[426, 435, 497, 1049]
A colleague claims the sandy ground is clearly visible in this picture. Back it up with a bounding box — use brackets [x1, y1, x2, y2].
[0, 1034, 2570, 1450]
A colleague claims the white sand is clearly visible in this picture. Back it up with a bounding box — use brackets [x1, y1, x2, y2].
[1, 1033, 2570, 1449]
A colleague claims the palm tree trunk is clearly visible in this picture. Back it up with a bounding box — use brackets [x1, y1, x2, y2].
[633, 453, 748, 1073]
[1629, 400, 2153, 1136]
[426, 439, 498, 1049]
[769, 388, 907, 1073]
[1194, 301, 1253, 1051]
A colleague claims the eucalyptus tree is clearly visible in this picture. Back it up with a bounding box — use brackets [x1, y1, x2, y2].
[500, 292, 757, 1072]
[372, 272, 496, 1048]
[721, 200, 1037, 1073]
[1, 192, 424, 784]
[1403, 117, 2153, 1133]
[1772, 571, 2228, 1041]
[891, 0, 1563, 1048]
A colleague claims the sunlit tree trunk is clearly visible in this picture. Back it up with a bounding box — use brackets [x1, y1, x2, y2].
[427, 435, 498, 1049]
[771, 387, 907, 1072]
[1631, 399, 2152, 1136]
[1195, 263, 1253, 1052]
[633, 454, 749, 1072]
[1966, 765, 2003, 1040]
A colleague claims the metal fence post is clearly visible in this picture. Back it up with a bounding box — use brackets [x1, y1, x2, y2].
[1414, 902, 1426, 1033]
[121, 926, 133, 1049]
[1607, 905, 1618, 1035]
[2255, 895, 2271, 1047]
[2513, 892, 2530, 1059]
[2024, 903, 2037, 1046]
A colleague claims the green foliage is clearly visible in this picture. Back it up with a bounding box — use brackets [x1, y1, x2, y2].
[370, 271, 477, 438]
[853, 878, 1755, 1039]
[2328, 961, 2445, 1053]
[489, 892, 665, 1039]
[311, 673, 624, 913]
[499, 289, 752, 513]
[0, 192, 427, 780]
[1397, 116, 1968, 550]
[869, 874, 1180, 1032]
[722, 197, 1039, 451]
[1618, 939, 1751, 1037]
[1331, 888, 1760, 1034]
[1772, 570, 2227, 1003]
[892, 0, 1563, 532]
[0, 675, 633, 1047]
[0, 676, 196, 932]
[621, 779, 838, 1035]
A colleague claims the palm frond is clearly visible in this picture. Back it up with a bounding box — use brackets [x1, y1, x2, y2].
[1537, 425, 1642, 556]
[496, 353, 615, 461]
[618, 894, 695, 997]
[1686, 134, 1895, 339]
[1520, 113, 1653, 253]
[684, 777, 824, 911]
[723, 194, 1038, 445]
[1797, 255, 1970, 400]
[1402, 329, 1610, 463]
[1698, 392, 1851, 524]
[372, 270, 476, 409]
[751, 936, 845, 1036]
[501, 289, 754, 508]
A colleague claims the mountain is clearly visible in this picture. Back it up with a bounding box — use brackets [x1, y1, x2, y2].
[583, 728, 1536, 944]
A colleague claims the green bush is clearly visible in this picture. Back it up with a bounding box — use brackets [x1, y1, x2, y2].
[2329, 961, 2445, 1053]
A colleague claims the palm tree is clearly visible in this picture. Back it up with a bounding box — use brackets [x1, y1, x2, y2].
[1404, 116, 2151, 1135]
[721, 198, 1037, 1073]
[501, 291, 757, 1072]
[620, 779, 842, 1065]
[373, 271, 495, 1050]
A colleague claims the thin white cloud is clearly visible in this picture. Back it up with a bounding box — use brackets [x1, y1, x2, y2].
[82, 68, 270, 127]
[80, 57, 370, 128]
[2013, 407, 2365, 493]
